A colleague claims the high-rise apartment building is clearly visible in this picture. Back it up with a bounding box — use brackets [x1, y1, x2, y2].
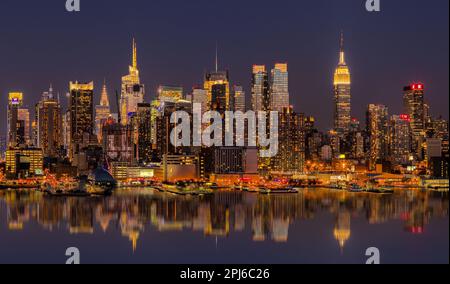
[68, 81, 94, 159]
[389, 114, 412, 166]
[403, 84, 425, 155]
[271, 107, 305, 174]
[251, 65, 270, 112]
[233, 85, 246, 113]
[35, 86, 62, 157]
[270, 63, 289, 112]
[135, 103, 153, 164]
[7, 92, 24, 147]
[367, 104, 389, 170]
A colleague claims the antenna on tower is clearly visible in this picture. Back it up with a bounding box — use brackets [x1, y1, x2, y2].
[49, 83, 54, 99]
[215, 41, 218, 72]
[132, 38, 137, 69]
[339, 30, 345, 64]
[116, 90, 122, 125]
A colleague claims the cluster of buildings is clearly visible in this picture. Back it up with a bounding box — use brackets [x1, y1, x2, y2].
[1, 34, 448, 182]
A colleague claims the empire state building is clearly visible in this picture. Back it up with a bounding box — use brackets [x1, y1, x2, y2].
[333, 32, 351, 136]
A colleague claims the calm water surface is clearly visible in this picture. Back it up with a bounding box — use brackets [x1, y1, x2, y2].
[0, 188, 448, 264]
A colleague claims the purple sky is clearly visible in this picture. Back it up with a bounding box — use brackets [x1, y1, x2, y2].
[0, 0, 448, 134]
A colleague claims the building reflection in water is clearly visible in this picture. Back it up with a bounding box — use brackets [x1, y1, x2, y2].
[0, 189, 448, 252]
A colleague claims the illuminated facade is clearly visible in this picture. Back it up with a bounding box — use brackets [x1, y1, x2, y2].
[270, 63, 289, 112]
[102, 117, 134, 163]
[204, 70, 230, 113]
[95, 81, 111, 143]
[367, 104, 389, 170]
[7, 92, 24, 147]
[135, 103, 153, 164]
[5, 147, 44, 178]
[251, 65, 270, 112]
[389, 115, 412, 165]
[17, 108, 31, 146]
[334, 211, 351, 250]
[35, 86, 62, 157]
[333, 33, 351, 137]
[121, 39, 145, 125]
[192, 88, 208, 114]
[233, 85, 246, 112]
[271, 107, 305, 174]
[69, 81, 94, 159]
[157, 85, 183, 103]
[403, 84, 425, 154]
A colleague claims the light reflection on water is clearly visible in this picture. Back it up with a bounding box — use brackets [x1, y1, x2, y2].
[0, 188, 448, 264]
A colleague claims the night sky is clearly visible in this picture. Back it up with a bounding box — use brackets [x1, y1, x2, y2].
[0, 0, 448, 135]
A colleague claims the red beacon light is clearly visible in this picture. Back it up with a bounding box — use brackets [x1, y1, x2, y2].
[411, 84, 424, 90]
[400, 114, 410, 121]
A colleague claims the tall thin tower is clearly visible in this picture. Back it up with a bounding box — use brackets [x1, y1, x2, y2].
[120, 38, 145, 125]
[333, 32, 352, 137]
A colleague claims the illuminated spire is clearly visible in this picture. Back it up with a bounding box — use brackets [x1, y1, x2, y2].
[132, 38, 137, 69]
[339, 31, 345, 65]
[100, 79, 110, 107]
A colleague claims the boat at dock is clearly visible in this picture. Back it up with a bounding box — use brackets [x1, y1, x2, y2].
[347, 184, 364, 193]
[156, 182, 214, 196]
[259, 186, 299, 195]
[366, 187, 395, 194]
[0, 180, 41, 190]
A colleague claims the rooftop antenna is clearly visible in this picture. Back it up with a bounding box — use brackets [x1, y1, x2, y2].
[339, 30, 345, 64]
[215, 41, 218, 72]
[115, 90, 121, 124]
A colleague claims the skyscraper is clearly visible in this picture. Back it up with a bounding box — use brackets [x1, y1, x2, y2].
[271, 107, 305, 174]
[135, 103, 153, 164]
[233, 85, 246, 112]
[7, 92, 22, 147]
[192, 88, 208, 114]
[251, 65, 270, 112]
[95, 80, 111, 143]
[7, 92, 31, 147]
[17, 108, 30, 146]
[69, 81, 94, 159]
[204, 70, 230, 113]
[333, 32, 351, 137]
[403, 84, 425, 155]
[35, 86, 62, 157]
[121, 39, 145, 125]
[389, 114, 412, 166]
[270, 63, 289, 112]
[367, 104, 389, 170]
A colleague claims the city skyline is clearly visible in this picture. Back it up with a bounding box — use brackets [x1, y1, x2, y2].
[0, 0, 448, 135]
[0, 0, 448, 267]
